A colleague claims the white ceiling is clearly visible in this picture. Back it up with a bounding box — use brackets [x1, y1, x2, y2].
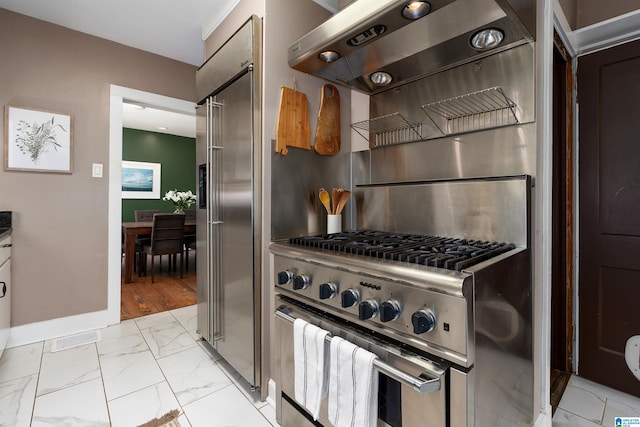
[0, 0, 236, 66]
[0, 0, 237, 139]
[123, 102, 196, 139]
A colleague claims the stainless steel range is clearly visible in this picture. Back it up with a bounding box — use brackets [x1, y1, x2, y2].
[272, 176, 533, 427]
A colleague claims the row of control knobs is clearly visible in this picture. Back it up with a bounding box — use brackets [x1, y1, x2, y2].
[277, 271, 436, 334]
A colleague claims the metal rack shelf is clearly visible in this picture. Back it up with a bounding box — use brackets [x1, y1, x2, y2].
[421, 87, 519, 136]
[351, 112, 423, 148]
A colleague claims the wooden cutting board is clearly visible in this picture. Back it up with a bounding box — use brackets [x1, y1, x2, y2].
[314, 84, 340, 156]
[275, 86, 311, 155]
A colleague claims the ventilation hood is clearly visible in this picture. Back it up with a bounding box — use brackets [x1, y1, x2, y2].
[288, 0, 535, 94]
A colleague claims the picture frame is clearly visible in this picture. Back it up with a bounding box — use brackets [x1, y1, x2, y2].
[122, 160, 161, 199]
[4, 105, 73, 173]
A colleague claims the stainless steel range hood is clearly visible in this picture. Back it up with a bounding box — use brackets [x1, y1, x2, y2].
[289, 0, 535, 94]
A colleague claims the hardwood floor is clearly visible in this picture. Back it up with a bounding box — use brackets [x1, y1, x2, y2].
[121, 252, 197, 320]
[551, 369, 571, 413]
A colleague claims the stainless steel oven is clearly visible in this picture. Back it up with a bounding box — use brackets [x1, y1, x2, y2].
[273, 0, 539, 422]
[275, 296, 465, 427]
[271, 176, 533, 427]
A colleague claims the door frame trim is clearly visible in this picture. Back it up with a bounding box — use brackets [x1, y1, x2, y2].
[553, 1, 640, 57]
[107, 85, 196, 325]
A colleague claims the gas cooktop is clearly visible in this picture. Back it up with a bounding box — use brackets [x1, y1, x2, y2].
[289, 230, 516, 272]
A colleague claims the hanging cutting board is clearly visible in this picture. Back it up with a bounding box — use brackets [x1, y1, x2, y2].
[275, 85, 311, 155]
[314, 84, 340, 156]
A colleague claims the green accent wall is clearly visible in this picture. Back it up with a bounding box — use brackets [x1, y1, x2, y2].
[122, 128, 196, 222]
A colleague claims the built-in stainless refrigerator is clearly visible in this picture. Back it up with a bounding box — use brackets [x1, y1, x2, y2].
[195, 16, 262, 390]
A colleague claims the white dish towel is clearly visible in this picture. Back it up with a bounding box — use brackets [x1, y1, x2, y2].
[328, 336, 379, 427]
[294, 318, 330, 421]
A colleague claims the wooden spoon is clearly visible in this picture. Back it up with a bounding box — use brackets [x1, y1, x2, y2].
[331, 188, 339, 214]
[335, 190, 351, 215]
[319, 188, 331, 214]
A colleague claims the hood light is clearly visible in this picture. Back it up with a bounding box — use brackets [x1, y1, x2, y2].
[370, 71, 393, 86]
[402, 1, 431, 20]
[318, 50, 340, 63]
[470, 28, 504, 51]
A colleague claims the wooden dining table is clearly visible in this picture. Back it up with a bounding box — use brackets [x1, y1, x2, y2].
[122, 220, 196, 284]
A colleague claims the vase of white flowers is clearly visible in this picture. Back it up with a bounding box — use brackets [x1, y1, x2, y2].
[163, 189, 196, 214]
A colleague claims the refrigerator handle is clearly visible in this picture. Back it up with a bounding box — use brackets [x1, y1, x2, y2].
[207, 97, 224, 341]
[198, 164, 207, 209]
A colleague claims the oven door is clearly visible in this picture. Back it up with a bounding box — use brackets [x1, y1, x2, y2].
[275, 295, 451, 427]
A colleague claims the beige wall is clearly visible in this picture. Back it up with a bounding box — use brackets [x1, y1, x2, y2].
[0, 8, 197, 326]
[559, 0, 639, 30]
[203, 0, 266, 61]
[558, 0, 577, 29]
[576, 0, 638, 28]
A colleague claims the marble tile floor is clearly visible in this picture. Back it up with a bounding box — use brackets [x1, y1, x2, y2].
[3, 303, 640, 427]
[0, 305, 279, 427]
[553, 374, 640, 427]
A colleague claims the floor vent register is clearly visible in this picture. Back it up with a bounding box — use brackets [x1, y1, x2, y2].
[51, 330, 102, 352]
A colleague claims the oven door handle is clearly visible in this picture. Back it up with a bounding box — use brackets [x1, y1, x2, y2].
[374, 360, 441, 394]
[275, 308, 442, 394]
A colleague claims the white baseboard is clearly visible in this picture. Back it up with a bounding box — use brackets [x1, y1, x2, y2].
[267, 378, 277, 408]
[7, 309, 115, 349]
[534, 405, 553, 427]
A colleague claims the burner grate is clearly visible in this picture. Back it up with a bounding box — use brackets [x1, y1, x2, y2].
[290, 230, 515, 271]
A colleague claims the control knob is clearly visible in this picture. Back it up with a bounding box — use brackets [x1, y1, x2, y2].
[411, 309, 437, 334]
[319, 282, 338, 300]
[358, 300, 379, 320]
[341, 289, 360, 308]
[292, 274, 311, 291]
[277, 271, 293, 286]
[379, 300, 402, 322]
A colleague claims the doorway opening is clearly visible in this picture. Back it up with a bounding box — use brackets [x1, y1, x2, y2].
[108, 86, 197, 324]
[550, 32, 575, 412]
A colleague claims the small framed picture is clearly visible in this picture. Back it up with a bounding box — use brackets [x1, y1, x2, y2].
[122, 160, 162, 199]
[4, 105, 73, 173]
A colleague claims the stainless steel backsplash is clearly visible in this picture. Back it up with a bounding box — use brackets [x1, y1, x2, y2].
[350, 43, 535, 243]
[271, 143, 352, 240]
[355, 176, 531, 246]
[272, 42, 535, 241]
[352, 122, 536, 185]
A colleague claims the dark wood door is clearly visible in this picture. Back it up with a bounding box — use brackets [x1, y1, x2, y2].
[578, 38, 640, 396]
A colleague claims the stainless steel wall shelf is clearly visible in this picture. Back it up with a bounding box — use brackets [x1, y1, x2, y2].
[351, 88, 519, 149]
[421, 87, 519, 136]
[351, 112, 423, 148]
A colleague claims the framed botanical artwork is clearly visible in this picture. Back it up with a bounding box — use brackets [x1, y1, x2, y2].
[122, 160, 161, 199]
[4, 105, 73, 173]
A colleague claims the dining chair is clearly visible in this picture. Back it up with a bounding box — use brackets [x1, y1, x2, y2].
[183, 209, 196, 221]
[139, 214, 186, 283]
[183, 209, 196, 270]
[134, 209, 160, 271]
[134, 210, 161, 222]
[122, 232, 141, 273]
[184, 239, 196, 271]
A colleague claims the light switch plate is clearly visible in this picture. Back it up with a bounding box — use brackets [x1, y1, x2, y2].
[92, 163, 103, 178]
